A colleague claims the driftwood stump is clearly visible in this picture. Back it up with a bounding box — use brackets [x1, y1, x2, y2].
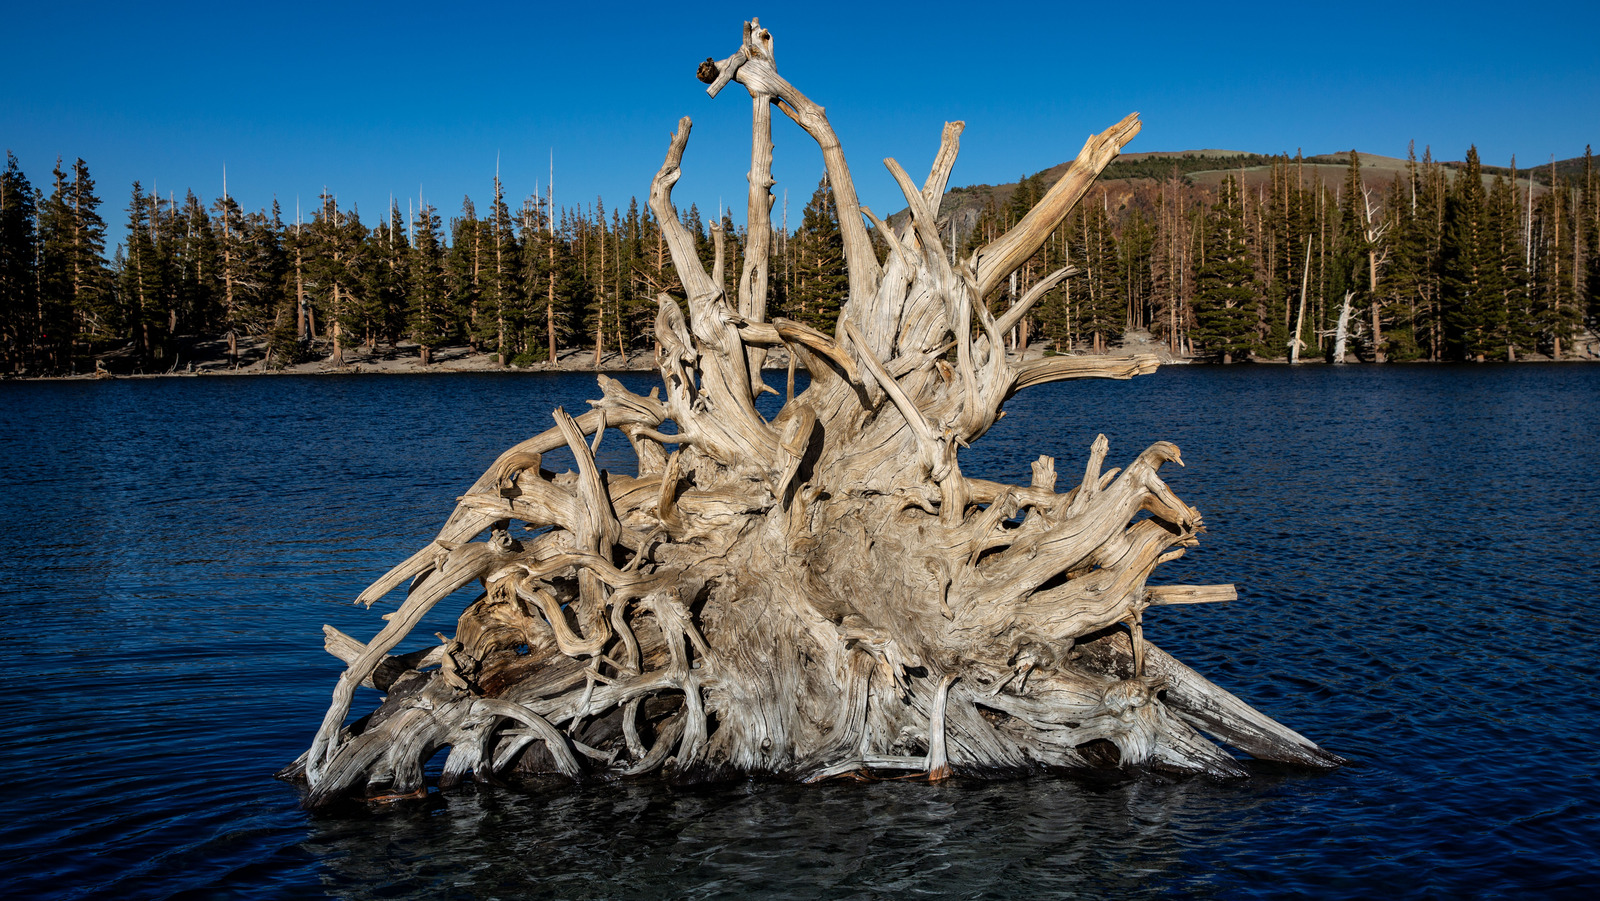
[281, 20, 1339, 807]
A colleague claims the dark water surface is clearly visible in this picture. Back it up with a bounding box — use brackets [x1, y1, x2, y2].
[2, 365, 1597, 899]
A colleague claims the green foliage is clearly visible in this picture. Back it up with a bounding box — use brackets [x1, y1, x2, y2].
[477, 178, 520, 361]
[38, 160, 104, 368]
[1101, 153, 1277, 184]
[1191, 177, 1260, 361]
[407, 203, 451, 353]
[0, 152, 37, 371]
[788, 176, 847, 334]
[1441, 148, 1504, 359]
[1384, 325, 1424, 361]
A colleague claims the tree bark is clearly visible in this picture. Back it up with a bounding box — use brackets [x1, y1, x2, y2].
[1290, 238, 1310, 364]
[1332, 290, 1353, 364]
[283, 21, 1339, 808]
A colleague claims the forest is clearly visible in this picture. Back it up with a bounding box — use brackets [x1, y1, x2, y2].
[1, 143, 1597, 375]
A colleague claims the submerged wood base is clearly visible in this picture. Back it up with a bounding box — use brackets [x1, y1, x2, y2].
[281, 19, 1339, 808]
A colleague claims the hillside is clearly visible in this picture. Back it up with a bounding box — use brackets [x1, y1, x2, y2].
[914, 149, 1592, 240]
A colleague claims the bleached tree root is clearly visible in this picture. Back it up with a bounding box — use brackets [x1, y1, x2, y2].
[281, 19, 1339, 808]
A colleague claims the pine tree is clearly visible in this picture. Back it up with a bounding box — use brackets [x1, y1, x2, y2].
[118, 183, 167, 366]
[68, 160, 112, 358]
[36, 164, 73, 368]
[1414, 146, 1451, 359]
[1380, 149, 1428, 361]
[1529, 177, 1581, 357]
[616, 199, 650, 355]
[1191, 175, 1258, 362]
[447, 196, 483, 352]
[1074, 195, 1122, 352]
[1485, 172, 1529, 359]
[0, 152, 38, 371]
[212, 188, 251, 364]
[262, 201, 307, 368]
[550, 207, 593, 354]
[1119, 205, 1156, 338]
[481, 177, 520, 364]
[1330, 153, 1370, 360]
[307, 192, 364, 365]
[1441, 147, 1500, 360]
[791, 176, 847, 334]
[637, 203, 683, 316]
[516, 193, 551, 361]
[359, 203, 409, 350]
[407, 203, 450, 365]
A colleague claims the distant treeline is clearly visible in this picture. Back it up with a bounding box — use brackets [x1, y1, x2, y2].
[1100, 153, 1279, 183]
[1, 143, 1596, 374]
[955, 145, 1599, 362]
[0, 152, 850, 374]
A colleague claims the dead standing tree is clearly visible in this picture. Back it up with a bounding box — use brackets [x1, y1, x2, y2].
[281, 21, 1339, 807]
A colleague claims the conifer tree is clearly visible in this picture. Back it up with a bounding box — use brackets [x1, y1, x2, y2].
[1414, 146, 1450, 359]
[118, 183, 166, 365]
[446, 197, 483, 351]
[617, 197, 652, 355]
[1031, 220, 1073, 351]
[359, 203, 409, 350]
[1119, 206, 1156, 337]
[1529, 179, 1581, 357]
[37, 162, 80, 368]
[791, 176, 846, 333]
[68, 160, 112, 357]
[517, 194, 551, 360]
[1330, 153, 1376, 360]
[0, 152, 38, 371]
[1441, 148, 1500, 360]
[638, 203, 683, 313]
[212, 190, 247, 363]
[262, 200, 307, 367]
[1074, 195, 1123, 352]
[550, 207, 593, 354]
[307, 192, 364, 365]
[1379, 153, 1427, 361]
[407, 203, 449, 365]
[481, 178, 520, 364]
[1485, 172, 1529, 359]
[235, 200, 290, 363]
[1191, 175, 1258, 362]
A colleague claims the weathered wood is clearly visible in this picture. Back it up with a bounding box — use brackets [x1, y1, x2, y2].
[284, 20, 1338, 807]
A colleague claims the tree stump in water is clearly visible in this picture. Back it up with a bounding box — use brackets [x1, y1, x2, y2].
[281, 20, 1340, 808]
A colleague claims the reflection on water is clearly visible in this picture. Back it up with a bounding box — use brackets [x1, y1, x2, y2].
[1, 365, 1597, 898]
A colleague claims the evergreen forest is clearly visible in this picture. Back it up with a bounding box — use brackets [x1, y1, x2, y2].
[1, 144, 1597, 375]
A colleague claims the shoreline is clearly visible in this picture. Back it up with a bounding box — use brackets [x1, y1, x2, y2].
[7, 329, 1599, 382]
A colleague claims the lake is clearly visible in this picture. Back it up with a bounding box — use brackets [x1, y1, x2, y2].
[1, 363, 1597, 898]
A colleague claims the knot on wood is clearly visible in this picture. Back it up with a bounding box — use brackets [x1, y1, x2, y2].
[696, 58, 719, 84]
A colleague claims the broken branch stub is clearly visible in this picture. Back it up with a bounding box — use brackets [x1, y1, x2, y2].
[282, 19, 1338, 807]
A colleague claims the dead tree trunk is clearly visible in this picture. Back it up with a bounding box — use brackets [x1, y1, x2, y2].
[1332, 290, 1354, 364]
[281, 20, 1339, 808]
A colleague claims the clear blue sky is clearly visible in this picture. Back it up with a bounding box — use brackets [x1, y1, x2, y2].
[5, 0, 1597, 250]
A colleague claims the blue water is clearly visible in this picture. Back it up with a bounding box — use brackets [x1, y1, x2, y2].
[2, 364, 1597, 899]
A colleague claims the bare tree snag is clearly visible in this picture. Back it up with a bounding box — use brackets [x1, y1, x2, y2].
[281, 20, 1339, 807]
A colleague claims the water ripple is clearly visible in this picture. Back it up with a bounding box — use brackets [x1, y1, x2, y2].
[2, 365, 1598, 897]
